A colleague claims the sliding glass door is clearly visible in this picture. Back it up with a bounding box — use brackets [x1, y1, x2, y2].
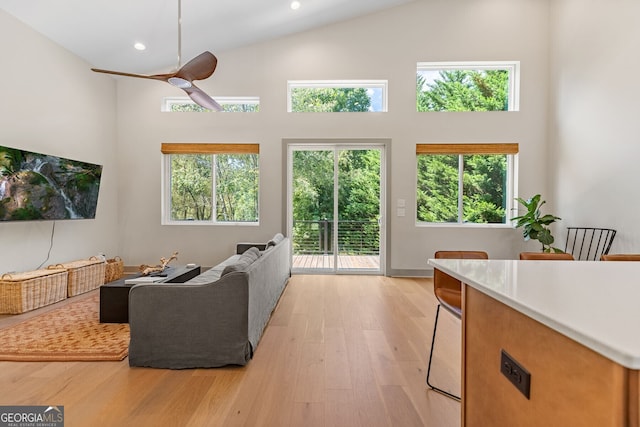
[288, 144, 384, 274]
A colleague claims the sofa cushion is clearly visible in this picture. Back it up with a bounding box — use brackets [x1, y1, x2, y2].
[266, 233, 285, 248]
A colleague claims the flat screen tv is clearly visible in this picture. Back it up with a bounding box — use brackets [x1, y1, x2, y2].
[0, 145, 102, 221]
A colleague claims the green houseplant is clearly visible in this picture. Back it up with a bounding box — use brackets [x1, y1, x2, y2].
[512, 194, 563, 253]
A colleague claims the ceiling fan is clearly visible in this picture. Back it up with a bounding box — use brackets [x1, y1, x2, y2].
[91, 0, 222, 111]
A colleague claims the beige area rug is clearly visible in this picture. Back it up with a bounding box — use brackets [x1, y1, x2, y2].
[0, 294, 129, 361]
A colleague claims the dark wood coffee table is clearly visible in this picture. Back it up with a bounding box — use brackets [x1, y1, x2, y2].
[99, 264, 201, 323]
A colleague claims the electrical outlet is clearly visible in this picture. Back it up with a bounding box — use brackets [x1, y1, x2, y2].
[500, 350, 531, 399]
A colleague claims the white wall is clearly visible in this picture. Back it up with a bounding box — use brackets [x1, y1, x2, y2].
[549, 0, 640, 254]
[9, 0, 633, 274]
[0, 11, 119, 274]
[115, 0, 550, 273]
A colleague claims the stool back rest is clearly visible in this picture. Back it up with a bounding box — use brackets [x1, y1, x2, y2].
[564, 227, 616, 261]
[433, 251, 489, 294]
[600, 254, 640, 261]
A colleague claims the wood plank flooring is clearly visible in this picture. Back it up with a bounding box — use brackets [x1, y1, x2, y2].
[0, 275, 461, 426]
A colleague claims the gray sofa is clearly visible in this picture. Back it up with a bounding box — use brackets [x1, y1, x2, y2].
[128, 233, 291, 369]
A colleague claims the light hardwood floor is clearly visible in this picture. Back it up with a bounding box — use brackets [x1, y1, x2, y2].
[0, 275, 461, 426]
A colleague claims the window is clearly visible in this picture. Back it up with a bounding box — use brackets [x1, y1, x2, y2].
[161, 143, 259, 225]
[163, 97, 260, 112]
[287, 80, 387, 112]
[416, 62, 520, 111]
[416, 143, 518, 225]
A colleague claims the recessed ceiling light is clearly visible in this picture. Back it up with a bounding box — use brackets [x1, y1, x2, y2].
[290, 1, 301, 10]
[134, 42, 146, 51]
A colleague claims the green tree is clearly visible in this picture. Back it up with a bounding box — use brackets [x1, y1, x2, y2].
[170, 153, 259, 222]
[170, 155, 212, 220]
[292, 150, 334, 221]
[292, 149, 381, 254]
[337, 150, 381, 253]
[337, 150, 380, 221]
[290, 87, 371, 112]
[292, 150, 381, 222]
[417, 69, 509, 112]
[417, 154, 507, 224]
[463, 155, 506, 223]
[215, 154, 259, 221]
[291, 150, 334, 253]
[417, 155, 459, 222]
[170, 103, 259, 112]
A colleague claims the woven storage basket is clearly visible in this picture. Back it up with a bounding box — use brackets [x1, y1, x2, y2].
[104, 256, 124, 283]
[49, 257, 106, 297]
[0, 269, 68, 314]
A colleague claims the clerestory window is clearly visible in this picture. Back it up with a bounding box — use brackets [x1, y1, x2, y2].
[416, 62, 520, 112]
[163, 97, 260, 112]
[287, 80, 387, 112]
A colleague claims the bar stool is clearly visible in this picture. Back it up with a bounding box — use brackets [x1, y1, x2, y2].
[427, 250, 488, 400]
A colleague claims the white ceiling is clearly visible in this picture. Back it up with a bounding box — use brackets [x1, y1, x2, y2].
[0, 0, 416, 74]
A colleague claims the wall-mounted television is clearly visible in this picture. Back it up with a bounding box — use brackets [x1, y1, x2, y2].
[0, 145, 102, 221]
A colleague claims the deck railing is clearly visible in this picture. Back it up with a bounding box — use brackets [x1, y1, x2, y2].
[292, 219, 380, 255]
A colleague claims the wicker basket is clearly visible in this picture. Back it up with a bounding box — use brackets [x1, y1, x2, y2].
[49, 257, 106, 297]
[104, 256, 124, 283]
[0, 269, 68, 314]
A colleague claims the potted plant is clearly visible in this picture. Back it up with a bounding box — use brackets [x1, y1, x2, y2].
[512, 194, 563, 253]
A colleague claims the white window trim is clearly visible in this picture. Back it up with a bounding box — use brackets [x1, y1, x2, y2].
[287, 79, 388, 112]
[162, 96, 260, 112]
[414, 151, 519, 228]
[417, 61, 520, 111]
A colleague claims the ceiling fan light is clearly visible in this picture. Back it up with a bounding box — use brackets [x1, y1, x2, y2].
[168, 77, 192, 89]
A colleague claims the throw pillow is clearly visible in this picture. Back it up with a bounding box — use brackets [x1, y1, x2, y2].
[221, 260, 249, 276]
[266, 233, 285, 248]
[221, 247, 261, 276]
[242, 247, 261, 262]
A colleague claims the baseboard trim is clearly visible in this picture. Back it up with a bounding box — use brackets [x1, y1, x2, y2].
[386, 268, 432, 278]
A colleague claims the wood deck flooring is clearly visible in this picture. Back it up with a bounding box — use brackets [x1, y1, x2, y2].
[293, 254, 380, 270]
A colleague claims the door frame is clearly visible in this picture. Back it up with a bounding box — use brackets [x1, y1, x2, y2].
[284, 138, 389, 275]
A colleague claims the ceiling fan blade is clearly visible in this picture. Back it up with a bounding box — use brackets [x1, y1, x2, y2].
[183, 84, 223, 111]
[91, 68, 175, 82]
[175, 52, 218, 82]
[91, 68, 173, 82]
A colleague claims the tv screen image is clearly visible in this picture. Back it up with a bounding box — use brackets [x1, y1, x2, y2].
[0, 145, 102, 221]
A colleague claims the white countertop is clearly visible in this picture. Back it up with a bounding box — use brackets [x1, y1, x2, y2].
[428, 258, 640, 369]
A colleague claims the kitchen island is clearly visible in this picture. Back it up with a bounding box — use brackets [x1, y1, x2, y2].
[428, 258, 640, 427]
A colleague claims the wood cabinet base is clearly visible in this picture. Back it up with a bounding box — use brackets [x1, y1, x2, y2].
[462, 286, 638, 426]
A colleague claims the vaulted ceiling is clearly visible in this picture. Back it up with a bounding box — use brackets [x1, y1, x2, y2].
[0, 0, 416, 74]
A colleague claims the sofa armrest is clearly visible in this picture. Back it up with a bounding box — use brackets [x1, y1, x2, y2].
[237, 243, 267, 254]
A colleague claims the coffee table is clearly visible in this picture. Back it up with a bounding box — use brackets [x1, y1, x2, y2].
[99, 264, 201, 323]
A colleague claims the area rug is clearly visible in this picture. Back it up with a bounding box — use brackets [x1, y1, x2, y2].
[0, 294, 129, 361]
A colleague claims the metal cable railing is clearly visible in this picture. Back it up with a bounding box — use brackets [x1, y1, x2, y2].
[292, 220, 380, 255]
